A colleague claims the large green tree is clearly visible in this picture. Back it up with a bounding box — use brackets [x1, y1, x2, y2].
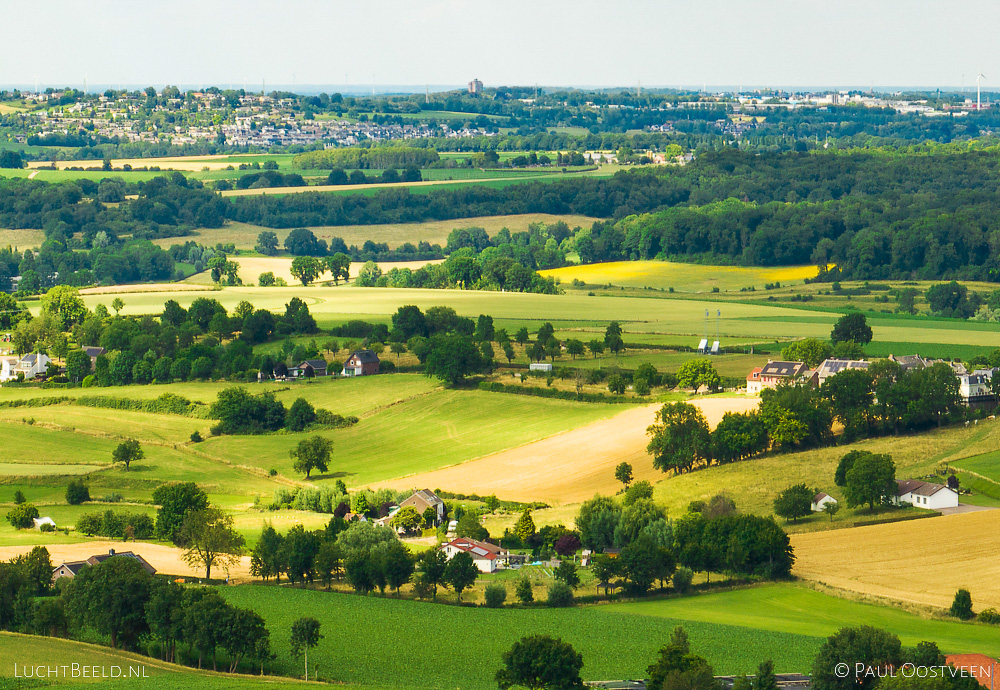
[811, 626, 903, 690]
[153, 482, 209, 543]
[773, 484, 814, 523]
[290, 435, 333, 478]
[178, 508, 246, 579]
[831, 312, 873, 345]
[64, 556, 152, 649]
[496, 635, 585, 690]
[646, 402, 711, 473]
[844, 453, 896, 510]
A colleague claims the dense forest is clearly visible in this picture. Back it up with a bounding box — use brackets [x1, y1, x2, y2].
[9, 146, 1000, 288]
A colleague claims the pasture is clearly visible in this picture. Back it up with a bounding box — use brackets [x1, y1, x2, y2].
[542, 260, 820, 293]
[152, 213, 601, 251]
[791, 509, 1000, 611]
[69, 285, 1000, 349]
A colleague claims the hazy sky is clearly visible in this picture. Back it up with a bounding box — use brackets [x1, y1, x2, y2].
[3, 0, 998, 91]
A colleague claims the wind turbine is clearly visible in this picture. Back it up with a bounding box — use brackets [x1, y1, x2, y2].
[977, 72, 986, 110]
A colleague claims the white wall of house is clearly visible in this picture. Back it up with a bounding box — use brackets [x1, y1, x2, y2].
[811, 495, 838, 512]
[898, 487, 958, 510]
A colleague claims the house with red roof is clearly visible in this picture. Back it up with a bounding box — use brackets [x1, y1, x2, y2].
[439, 537, 508, 573]
[945, 654, 999, 689]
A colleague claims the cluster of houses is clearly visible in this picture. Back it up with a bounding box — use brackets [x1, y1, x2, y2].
[811, 477, 961, 515]
[746, 354, 997, 406]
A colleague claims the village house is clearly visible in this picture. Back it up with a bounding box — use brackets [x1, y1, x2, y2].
[51, 549, 157, 582]
[12, 353, 51, 380]
[0, 356, 18, 382]
[894, 479, 959, 510]
[944, 654, 1000, 689]
[341, 350, 380, 377]
[398, 489, 445, 524]
[82, 346, 106, 370]
[811, 492, 838, 512]
[439, 537, 508, 573]
[746, 366, 763, 395]
[288, 359, 328, 378]
[815, 359, 869, 386]
[754, 361, 814, 392]
[887, 354, 929, 372]
[959, 369, 997, 406]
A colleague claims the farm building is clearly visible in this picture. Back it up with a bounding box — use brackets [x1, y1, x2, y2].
[811, 493, 838, 512]
[894, 479, 959, 510]
[529, 362, 553, 372]
[815, 359, 869, 386]
[289, 359, 328, 378]
[51, 549, 157, 582]
[342, 350, 380, 376]
[439, 537, 508, 573]
[32, 517, 56, 529]
[398, 489, 445, 524]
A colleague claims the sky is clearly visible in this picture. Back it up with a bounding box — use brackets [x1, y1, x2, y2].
[2, 0, 999, 92]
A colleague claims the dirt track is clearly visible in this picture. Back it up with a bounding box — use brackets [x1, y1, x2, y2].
[0, 541, 253, 581]
[372, 396, 760, 505]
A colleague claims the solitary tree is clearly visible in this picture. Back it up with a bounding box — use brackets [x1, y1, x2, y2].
[615, 462, 633, 489]
[290, 435, 333, 478]
[290, 617, 323, 680]
[290, 256, 322, 286]
[822, 501, 841, 522]
[950, 588, 974, 620]
[831, 312, 873, 345]
[111, 297, 124, 316]
[112, 439, 144, 472]
[178, 508, 246, 579]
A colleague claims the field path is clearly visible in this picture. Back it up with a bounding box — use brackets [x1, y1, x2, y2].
[370, 396, 759, 505]
[791, 509, 1000, 610]
[0, 541, 253, 581]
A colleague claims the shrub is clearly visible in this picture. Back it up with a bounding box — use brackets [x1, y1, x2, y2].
[978, 608, 1000, 625]
[81, 375, 95, 388]
[547, 580, 574, 607]
[39, 522, 56, 533]
[673, 566, 694, 593]
[190, 430, 203, 443]
[484, 583, 508, 608]
[6, 503, 40, 529]
[65, 479, 90, 505]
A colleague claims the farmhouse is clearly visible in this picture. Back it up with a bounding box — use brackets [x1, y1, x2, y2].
[754, 361, 813, 392]
[944, 654, 1000, 689]
[746, 367, 763, 395]
[341, 350, 380, 377]
[439, 537, 508, 573]
[51, 549, 157, 582]
[289, 359, 328, 378]
[12, 353, 51, 380]
[0, 356, 18, 382]
[887, 354, 929, 372]
[398, 489, 445, 524]
[529, 362, 553, 372]
[811, 493, 838, 512]
[959, 369, 997, 406]
[32, 517, 56, 529]
[815, 359, 869, 386]
[894, 479, 959, 510]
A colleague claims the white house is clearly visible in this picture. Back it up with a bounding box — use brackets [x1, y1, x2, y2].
[0, 356, 19, 382]
[746, 367, 763, 396]
[32, 517, 56, 530]
[894, 479, 959, 510]
[958, 369, 996, 405]
[529, 362, 553, 372]
[811, 492, 838, 512]
[439, 537, 508, 573]
[12, 353, 51, 380]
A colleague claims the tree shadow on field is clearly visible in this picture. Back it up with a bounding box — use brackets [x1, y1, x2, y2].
[309, 471, 355, 481]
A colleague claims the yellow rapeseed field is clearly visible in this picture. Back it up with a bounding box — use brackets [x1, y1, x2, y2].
[541, 260, 820, 292]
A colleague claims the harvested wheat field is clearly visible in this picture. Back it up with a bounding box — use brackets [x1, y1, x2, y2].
[791, 509, 1000, 610]
[0, 541, 253, 581]
[372, 396, 759, 505]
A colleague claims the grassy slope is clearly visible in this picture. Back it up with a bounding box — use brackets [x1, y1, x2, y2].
[221, 585, 822, 689]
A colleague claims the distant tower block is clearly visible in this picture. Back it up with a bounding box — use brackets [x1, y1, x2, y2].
[468, 78, 483, 95]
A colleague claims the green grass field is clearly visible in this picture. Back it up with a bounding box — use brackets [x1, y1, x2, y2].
[0, 631, 318, 688]
[219, 581, 1000, 689]
[72, 285, 1000, 349]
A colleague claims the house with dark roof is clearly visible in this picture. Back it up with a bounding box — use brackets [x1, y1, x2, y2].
[959, 369, 997, 406]
[894, 479, 958, 510]
[289, 359, 328, 378]
[439, 537, 508, 573]
[754, 361, 814, 392]
[887, 354, 929, 372]
[82, 346, 106, 370]
[12, 353, 51, 380]
[52, 549, 157, 582]
[342, 349, 380, 376]
[399, 489, 445, 524]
